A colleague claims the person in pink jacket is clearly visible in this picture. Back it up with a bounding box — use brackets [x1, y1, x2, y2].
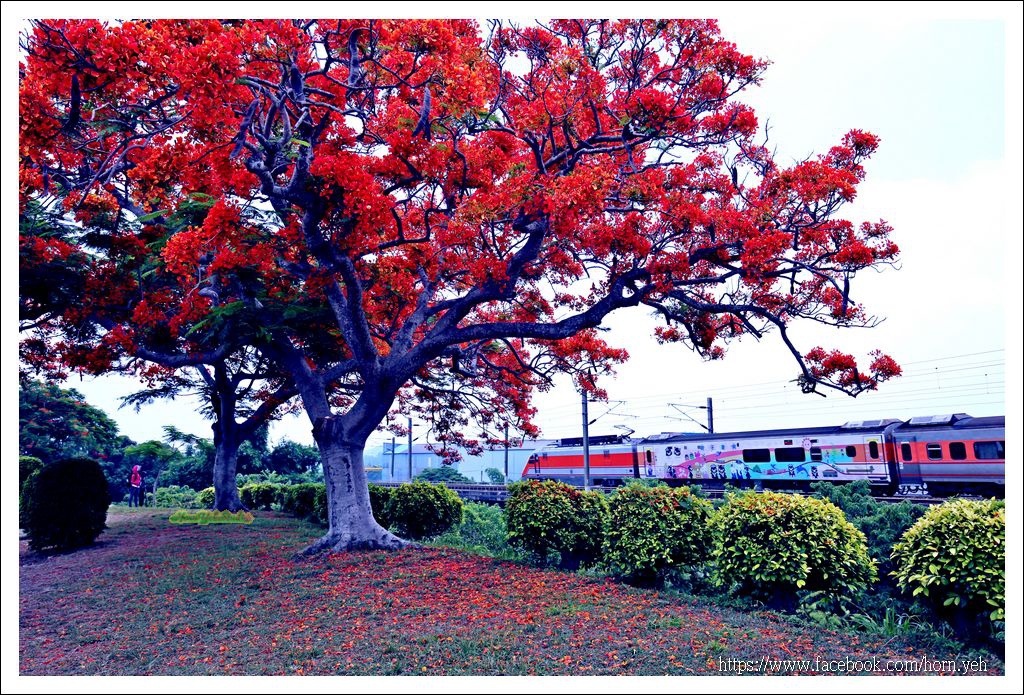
[127, 465, 144, 507]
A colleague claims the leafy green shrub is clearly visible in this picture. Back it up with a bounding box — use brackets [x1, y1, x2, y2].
[367, 483, 392, 528]
[20, 455, 44, 487]
[711, 491, 876, 610]
[281, 483, 327, 524]
[891, 498, 1005, 625]
[385, 481, 463, 540]
[22, 457, 111, 551]
[19, 456, 45, 528]
[811, 481, 925, 576]
[505, 480, 608, 569]
[239, 482, 285, 510]
[153, 485, 200, 509]
[432, 502, 515, 558]
[415, 466, 473, 483]
[485, 467, 505, 485]
[196, 487, 216, 508]
[603, 483, 714, 584]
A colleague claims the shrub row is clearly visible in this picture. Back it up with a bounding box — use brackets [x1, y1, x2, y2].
[152, 485, 201, 509]
[236, 480, 464, 541]
[502, 481, 1004, 625]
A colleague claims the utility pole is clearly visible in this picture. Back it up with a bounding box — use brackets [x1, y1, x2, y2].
[503, 423, 509, 483]
[668, 398, 715, 433]
[389, 436, 396, 481]
[581, 388, 591, 490]
[407, 416, 413, 482]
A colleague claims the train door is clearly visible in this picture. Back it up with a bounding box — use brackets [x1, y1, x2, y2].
[894, 436, 923, 489]
[861, 434, 889, 482]
[640, 446, 657, 478]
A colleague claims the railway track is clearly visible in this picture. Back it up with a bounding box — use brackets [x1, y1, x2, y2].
[374, 481, 947, 505]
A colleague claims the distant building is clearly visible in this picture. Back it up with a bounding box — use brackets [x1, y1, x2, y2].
[365, 440, 554, 483]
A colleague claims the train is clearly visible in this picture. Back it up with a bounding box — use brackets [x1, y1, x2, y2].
[522, 413, 1005, 497]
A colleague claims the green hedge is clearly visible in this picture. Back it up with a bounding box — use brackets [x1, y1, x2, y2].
[153, 485, 201, 509]
[505, 480, 607, 569]
[280, 483, 327, 525]
[368, 483, 392, 528]
[603, 483, 714, 584]
[891, 498, 1005, 625]
[239, 483, 285, 510]
[711, 491, 876, 610]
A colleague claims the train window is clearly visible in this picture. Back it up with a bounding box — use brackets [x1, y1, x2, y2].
[845, 445, 857, 458]
[810, 447, 822, 462]
[901, 443, 913, 461]
[868, 441, 879, 459]
[775, 447, 806, 463]
[949, 442, 967, 460]
[742, 449, 771, 463]
[926, 443, 943, 460]
[645, 450, 653, 463]
[974, 441, 1005, 460]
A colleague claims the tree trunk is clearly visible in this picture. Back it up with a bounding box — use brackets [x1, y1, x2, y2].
[212, 435, 246, 512]
[302, 416, 409, 554]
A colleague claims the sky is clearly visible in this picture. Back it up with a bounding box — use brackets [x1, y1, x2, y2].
[8, 5, 1021, 456]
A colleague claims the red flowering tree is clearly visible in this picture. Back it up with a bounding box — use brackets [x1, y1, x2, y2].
[19, 191, 297, 512]
[19, 19, 900, 553]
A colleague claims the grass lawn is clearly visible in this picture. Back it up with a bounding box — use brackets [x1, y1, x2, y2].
[19, 508, 1000, 676]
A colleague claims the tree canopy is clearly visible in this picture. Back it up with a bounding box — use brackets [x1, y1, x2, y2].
[19, 378, 128, 463]
[19, 19, 901, 551]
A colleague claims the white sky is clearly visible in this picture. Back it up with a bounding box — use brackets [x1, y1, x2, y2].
[6, 5, 1021, 453]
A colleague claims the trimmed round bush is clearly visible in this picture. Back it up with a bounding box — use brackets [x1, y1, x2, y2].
[368, 483, 393, 528]
[240, 482, 284, 510]
[196, 487, 216, 508]
[22, 457, 111, 551]
[505, 480, 608, 569]
[603, 483, 714, 584]
[891, 498, 1005, 624]
[711, 491, 876, 609]
[385, 481, 463, 540]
